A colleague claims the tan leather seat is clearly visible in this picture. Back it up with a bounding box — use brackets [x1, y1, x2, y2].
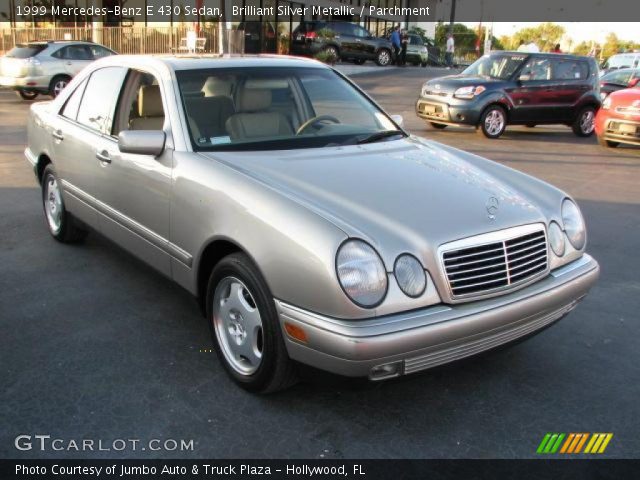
[129, 85, 165, 130]
[225, 89, 293, 141]
[202, 77, 233, 98]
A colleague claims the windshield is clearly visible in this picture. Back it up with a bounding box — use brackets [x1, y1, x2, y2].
[604, 54, 638, 70]
[176, 67, 402, 151]
[601, 69, 634, 85]
[463, 54, 528, 80]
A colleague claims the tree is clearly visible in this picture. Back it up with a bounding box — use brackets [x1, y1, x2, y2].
[601, 33, 623, 60]
[572, 41, 595, 56]
[503, 22, 566, 52]
[435, 22, 478, 52]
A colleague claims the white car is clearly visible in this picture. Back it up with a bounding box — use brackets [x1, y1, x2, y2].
[0, 40, 116, 100]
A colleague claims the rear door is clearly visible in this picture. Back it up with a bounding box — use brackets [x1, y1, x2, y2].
[54, 44, 94, 76]
[333, 23, 359, 58]
[549, 58, 591, 121]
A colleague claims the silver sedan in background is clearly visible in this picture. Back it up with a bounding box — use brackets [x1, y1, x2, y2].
[25, 55, 599, 393]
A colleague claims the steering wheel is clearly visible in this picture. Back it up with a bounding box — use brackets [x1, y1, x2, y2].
[296, 115, 340, 135]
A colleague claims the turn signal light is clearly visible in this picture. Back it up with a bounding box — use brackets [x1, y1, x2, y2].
[284, 322, 308, 343]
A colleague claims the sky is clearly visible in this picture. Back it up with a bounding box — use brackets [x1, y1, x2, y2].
[482, 23, 640, 45]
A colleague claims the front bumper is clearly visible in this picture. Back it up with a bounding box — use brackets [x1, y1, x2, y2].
[276, 254, 599, 379]
[415, 94, 484, 125]
[601, 118, 640, 145]
[0, 74, 51, 91]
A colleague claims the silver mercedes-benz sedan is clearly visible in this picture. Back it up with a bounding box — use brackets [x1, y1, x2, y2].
[25, 55, 599, 393]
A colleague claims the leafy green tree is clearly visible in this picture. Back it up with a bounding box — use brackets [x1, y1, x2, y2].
[435, 22, 478, 52]
[601, 32, 623, 59]
[504, 22, 566, 52]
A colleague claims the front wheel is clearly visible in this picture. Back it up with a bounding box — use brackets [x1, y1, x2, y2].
[479, 105, 507, 139]
[598, 135, 619, 148]
[376, 49, 392, 66]
[41, 165, 88, 243]
[572, 106, 596, 137]
[17, 90, 38, 100]
[49, 75, 71, 98]
[206, 253, 298, 393]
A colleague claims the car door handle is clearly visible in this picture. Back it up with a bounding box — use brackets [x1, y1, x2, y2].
[51, 130, 64, 141]
[96, 151, 111, 164]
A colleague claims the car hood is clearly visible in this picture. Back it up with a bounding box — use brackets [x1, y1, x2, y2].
[609, 87, 640, 104]
[203, 137, 553, 269]
[424, 74, 505, 94]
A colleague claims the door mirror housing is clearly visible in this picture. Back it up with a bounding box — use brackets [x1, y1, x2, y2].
[118, 130, 166, 156]
[390, 114, 404, 128]
[628, 77, 640, 87]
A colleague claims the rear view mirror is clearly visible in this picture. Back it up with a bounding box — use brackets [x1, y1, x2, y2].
[118, 130, 166, 156]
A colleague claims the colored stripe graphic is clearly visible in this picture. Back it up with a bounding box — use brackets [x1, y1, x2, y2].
[585, 433, 614, 454]
[538, 433, 613, 454]
[537, 433, 565, 454]
[560, 433, 575, 453]
[537, 433, 552, 454]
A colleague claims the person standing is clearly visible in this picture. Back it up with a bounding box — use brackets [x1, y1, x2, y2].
[552, 43, 562, 53]
[400, 29, 409, 67]
[391, 25, 401, 66]
[445, 32, 455, 68]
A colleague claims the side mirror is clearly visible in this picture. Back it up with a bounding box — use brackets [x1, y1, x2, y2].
[390, 114, 404, 128]
[628, 77, 640, 87]
[118, 130, 166, 156]
[518, 74, 531, 82]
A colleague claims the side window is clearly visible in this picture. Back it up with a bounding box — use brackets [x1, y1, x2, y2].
[76, 67, 128, 134]
[51, 47, 65, 59]
[552, 60, 588, 80]
[113, 70, 165, 135]
[60, 78, 88, 120]
[521, 58, 551, 81]
[333, 23, 355, 36]
[88, 45, 114, 59]
[354, 26, 369, 38]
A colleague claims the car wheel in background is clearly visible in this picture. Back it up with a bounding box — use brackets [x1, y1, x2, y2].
[479, 105, 507, 139]
[429, 122, 448, 129]
[572, 106, 596, 137]
[49, 75, 71, 98]
[376, 49, 392, 66]
[598, 136, 619, 148]
[207, 253, 298, 393]
[41, 164, 88, 243]
[323, 45, 339, 61]
[17, 90, 38, 100]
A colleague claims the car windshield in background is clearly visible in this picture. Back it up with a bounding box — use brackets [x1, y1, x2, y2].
[463, 54, 528, 80]
[5, 44, 46, 58]
[601, 69, 634, 86]
[176, 67, 402, 151]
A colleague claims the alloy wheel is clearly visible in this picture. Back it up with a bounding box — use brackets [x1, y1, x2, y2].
[580, 110, 595, 135]
[484, 109, 505, 136]
[53, 79, 68, 97]
[212, 277, 264, 376]
[44, 175, 63, 235]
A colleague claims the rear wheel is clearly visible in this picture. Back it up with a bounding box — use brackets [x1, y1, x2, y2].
[17, 90, 38, 100]
[207, 253, 298, 393]
[479, 105, 507, 139]
[323, 45, 339, 61]
[598, 135, 619, 148]
[41, 165, 88, 243]
[572, 106, 596, 137]
[49, 75, 71, 98]
[376, 49, 392, 66]
[429, 122, 448, 129]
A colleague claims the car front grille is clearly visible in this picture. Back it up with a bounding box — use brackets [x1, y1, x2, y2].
[441, 225, 549, 300]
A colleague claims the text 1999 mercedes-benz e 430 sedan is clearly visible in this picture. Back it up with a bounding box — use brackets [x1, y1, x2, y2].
[25, 55, 599, 392]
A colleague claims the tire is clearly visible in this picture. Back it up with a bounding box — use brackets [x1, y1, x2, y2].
[478, 105, 507, 139]
[376, 48, 392, 66]
[323, 45, 339, 61]
[572, 106, 596, 137]
[206, 253, 298, 393]
[598, 135, 619, 148]
[17, 90, 38, 100]
[429, 122, 448, 129]
[353, 58, 365, 65]
[49, 75, 71, 98]
[41, 165, 88, 243]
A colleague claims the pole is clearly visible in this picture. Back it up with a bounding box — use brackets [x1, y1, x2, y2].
[449, 0, 456, 33]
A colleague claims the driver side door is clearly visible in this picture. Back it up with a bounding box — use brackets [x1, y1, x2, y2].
[506, 57, 555, 123]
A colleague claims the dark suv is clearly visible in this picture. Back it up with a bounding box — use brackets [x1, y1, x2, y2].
[291, 21, 394, 66]
[416, 51, 601, 138]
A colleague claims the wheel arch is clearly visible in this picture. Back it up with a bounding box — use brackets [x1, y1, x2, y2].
[36, 153, 53, 184]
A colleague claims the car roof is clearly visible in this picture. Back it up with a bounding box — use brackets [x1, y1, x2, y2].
[491, 50, 592, 60]
[93, 54, 328, 72]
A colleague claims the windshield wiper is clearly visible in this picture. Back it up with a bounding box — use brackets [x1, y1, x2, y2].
[356, 130, 405, 145]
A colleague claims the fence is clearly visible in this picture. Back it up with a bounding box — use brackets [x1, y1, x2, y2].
[0, 26, 220, 55]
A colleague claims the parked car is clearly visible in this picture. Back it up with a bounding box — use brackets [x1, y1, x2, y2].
[416, 51, 601, 138]
[0, 40, 116, 100]
[404, 34, 428, 67]
[291, 21, 394, 66]
[600, 52, 640, 76]
[595, 86, 640, 148]
[599, 68, 640, 100]
[26, 55, 599, 392]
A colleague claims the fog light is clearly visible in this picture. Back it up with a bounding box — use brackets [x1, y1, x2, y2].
[370, 362, 403, 380]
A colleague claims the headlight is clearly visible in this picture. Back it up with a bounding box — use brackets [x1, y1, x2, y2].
[394, 254, 427, 298]
[548, 221, 566, 256]
[336, 240, 387, 307]
[561, 199, 586, 250]
[602, 96, 612, 110]
[454, 85, 486, 99]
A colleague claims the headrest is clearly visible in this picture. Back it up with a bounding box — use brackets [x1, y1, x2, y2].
[138, 85, 164, 117]
[202, 76, 232, 97]
[236, 89, 272, 112]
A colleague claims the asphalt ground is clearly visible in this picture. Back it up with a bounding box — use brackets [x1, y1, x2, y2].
[1, 66, 639, 459]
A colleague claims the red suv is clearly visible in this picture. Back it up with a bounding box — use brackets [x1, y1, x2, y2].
[595, 87, 640, 148]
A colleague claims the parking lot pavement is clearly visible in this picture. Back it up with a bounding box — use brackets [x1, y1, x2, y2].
[1, 69, 639, 460]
